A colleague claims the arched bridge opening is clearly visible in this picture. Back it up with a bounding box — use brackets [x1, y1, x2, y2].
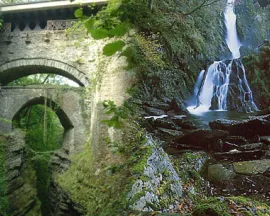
[0, 58, 90, 87]
[12, 96, 74, 132]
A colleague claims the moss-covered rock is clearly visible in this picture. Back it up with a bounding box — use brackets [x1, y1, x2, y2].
[56, 121, 183, 215]
[208, 164, 236, 182]
[233, 159, 270, 175]
[193, 196, 270, 216]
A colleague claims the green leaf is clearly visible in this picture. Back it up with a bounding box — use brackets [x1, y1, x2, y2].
[90, 29, 109, 40]
[103, 41, 125, 56]
[74, 8, 83, 18]
[84, 18, 95, 31]
[109, 24, 128, 37]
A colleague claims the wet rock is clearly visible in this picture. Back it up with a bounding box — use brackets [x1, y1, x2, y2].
[170, 116, 197, 129]
[209, 114, 270, 138]
[237, 142, 267, 151]
[173, 129, 229, 149]
[143, 101, 171, 111]
[221, 136, 248, 145]
[208, 164, 236, 182]
[147, 117, 180, 130]
[163, 143, 203, 154]
[233, 159, 270, 175]
[144, 107, 165, 116]
[260, 136, 270, 145]
[213, 150, 266, 161]
[221, 141, 238, 152]
[156, 128, 183, 137]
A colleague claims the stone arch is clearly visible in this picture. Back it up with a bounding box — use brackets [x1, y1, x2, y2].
[0, 87, 87, 152]
[11, 95, 76, 150]
[12, 96, 74, 131]
[0, 58, 89, 86]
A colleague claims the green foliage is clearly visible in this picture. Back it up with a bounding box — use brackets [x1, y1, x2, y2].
[103, 40, 125, 56]
[14, 104, 63, 215]
[101, 100, 133, 129]
[56, 122, 149, 216]
[193, 196, 270, 216]
[90, 28, 109, 39]
[243, 43, 270, 109]
[12, 71, 65, 215]
[0, 136, 10, 215]
[120, 45, 142, 69]
[74, 8, 84, 18]
[193, 197, 231, 216]
[8, 74, 67, 86]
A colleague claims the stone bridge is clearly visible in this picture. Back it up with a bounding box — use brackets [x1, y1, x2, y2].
[0, 86, 89, 153]
[0, 0, 134, 155]
[0, 1, 103, 151]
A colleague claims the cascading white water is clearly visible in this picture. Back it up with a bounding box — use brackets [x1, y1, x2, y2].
[224, 0, 242, 59]
[193, 70, 205, 96]
[187, 0, 257, 115]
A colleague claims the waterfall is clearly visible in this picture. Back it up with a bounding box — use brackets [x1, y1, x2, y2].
[187, 0, 258, 115]
[224, 0, 242, 59]
[193, 70, 205, 96]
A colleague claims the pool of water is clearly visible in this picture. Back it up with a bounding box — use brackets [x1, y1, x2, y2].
[186, 110, 263, 128]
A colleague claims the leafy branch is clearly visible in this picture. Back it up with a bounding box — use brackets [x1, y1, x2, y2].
[101, 100, 133, 129]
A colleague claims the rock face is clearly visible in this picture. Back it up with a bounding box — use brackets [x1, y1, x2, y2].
[3, 130, 41, 216]
[128, 135, 182, 212]
[49, 181, 83, 216]
[0, 130, 82, 216]
[209, 114, 270, 138]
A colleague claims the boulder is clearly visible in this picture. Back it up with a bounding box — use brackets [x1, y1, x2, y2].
[147, 117, 180, 130]
[233, 159, 270, 175]
[173, 129, 229, 150]
[144, 107, 165, 116]
[170, 116, 197, 129]
[209, 114, 270, 138]
[163, 142, 203, 154]
[213, 150, 266, 161]
[221, 136, 248, 145]
[156, 128, 183, 138]
[143, 101, 171, 111]
[237, 142, 267, 151]
[208, 164, 236, 182]
[260, 136, 270, 145]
